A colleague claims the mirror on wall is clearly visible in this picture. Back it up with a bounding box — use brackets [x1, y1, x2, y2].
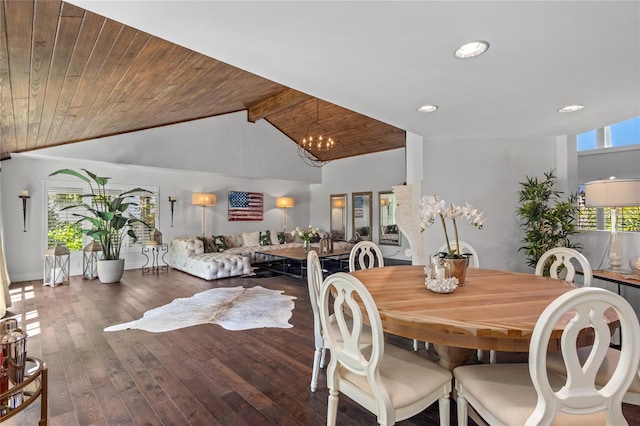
[352, 192, 373, 241]
[378, 191, 401, 246]
[330, 194, 347, 241]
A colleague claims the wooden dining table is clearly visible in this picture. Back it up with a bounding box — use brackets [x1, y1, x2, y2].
[348, 265, 618, 369]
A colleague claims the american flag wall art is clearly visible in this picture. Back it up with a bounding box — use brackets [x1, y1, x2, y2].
[228, 191, 263, 221]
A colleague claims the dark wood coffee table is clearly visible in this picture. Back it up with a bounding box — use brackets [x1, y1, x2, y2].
[255, 247, 350, 278]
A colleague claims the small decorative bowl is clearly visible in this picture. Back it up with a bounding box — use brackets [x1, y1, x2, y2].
[629, 256, 640, 276]
[425, 277, 458, 294]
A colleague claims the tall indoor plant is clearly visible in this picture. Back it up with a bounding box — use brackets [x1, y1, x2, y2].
[516, 169, 582, 272]
[49, 168, 151, 283]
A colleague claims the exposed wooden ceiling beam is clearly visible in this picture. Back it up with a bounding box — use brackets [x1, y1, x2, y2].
[247, 88, 312, 123]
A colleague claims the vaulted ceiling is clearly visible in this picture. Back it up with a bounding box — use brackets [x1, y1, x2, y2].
[0, 0, 405, 162]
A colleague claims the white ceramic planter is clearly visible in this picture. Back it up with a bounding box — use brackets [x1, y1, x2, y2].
[97, 259, 125, 283]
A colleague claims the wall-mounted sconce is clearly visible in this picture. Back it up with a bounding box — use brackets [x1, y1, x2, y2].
[19, 190, 30, 232]
[192, 193, 216, 236]
[276, 197, 295, 232]
[168, 196, 177, 227]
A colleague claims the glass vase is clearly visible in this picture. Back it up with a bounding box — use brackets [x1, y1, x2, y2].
[303, 239, 311, 252]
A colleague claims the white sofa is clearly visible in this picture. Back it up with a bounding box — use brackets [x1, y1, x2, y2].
[169, 231, 349, 281]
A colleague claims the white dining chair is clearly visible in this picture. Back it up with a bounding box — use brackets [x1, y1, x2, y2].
[437, 240, 480, 268]
[454, 286, 640, 426]
[348, 240, 384, 272]
[535, 246, 592, 287]
[319, 272, 452, 426]
[307, 250, 371, 392]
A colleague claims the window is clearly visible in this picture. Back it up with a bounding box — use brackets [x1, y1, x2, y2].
[126, 189, 158, 245]
[577, 116, 640, 151]
[610, 117, 640, 147]
[577, 130, 596, 151]
[47, 184, 85, 251]
[46, 181, 159, 252]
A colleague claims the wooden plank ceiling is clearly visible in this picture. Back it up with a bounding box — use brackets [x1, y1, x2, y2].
[0, 0, 405, 163]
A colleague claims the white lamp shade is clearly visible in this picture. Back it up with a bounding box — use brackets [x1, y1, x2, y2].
[584, 178, 640, 207]
[276, 197, 295, 208]
[192, 193, 216, 206]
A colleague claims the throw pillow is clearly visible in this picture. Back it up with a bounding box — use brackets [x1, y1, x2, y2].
[213, 235, 228, 252]
[277, 231, 286, 244]
[242, 231, 260, 247]
[198, 236, 216, 253]
[259, 230, 271, 246]
[270, 229, 280, 245]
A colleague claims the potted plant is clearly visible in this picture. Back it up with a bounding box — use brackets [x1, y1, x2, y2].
[419, 195, 486, 284]
[515, 169, 582, 273]
[49, 168, 152, 283]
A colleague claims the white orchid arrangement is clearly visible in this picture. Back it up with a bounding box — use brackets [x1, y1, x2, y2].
[419, 195, 486, 258]
[291, 226, 319, 242]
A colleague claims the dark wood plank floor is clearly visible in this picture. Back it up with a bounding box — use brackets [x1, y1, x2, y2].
[3, 268, 640, 425]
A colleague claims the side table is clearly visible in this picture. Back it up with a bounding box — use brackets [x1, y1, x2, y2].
[0, 357, 47, 425]
[142, 243, 169, 274]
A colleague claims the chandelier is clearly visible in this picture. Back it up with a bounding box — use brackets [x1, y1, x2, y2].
[297, 99, 337, 167]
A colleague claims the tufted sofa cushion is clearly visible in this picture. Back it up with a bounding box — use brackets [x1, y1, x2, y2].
[169, 237, 251, 280]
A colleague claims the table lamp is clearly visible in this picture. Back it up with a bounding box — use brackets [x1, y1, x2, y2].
[584, 177, 640, 271]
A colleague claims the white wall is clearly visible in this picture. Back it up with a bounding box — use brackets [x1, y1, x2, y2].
[421, 136, 564, 273]
[34, 111, 322, 184]
[310, 148, 408, 260]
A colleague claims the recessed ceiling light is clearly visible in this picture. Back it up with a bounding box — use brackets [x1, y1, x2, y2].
[417, 105, 438, 113]
[454, 41, 490, 59]
[558, 104, 585, 113]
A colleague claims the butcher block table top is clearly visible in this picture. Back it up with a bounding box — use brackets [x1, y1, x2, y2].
[349, 266, 618, 369]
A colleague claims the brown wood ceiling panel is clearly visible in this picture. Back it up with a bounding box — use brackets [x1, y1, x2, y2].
[0, 0, 404, 162]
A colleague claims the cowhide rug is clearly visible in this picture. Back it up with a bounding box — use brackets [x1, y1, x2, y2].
[104, 285, 296, 333]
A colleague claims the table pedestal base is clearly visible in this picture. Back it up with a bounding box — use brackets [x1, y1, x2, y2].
[433, 344, 474, 370]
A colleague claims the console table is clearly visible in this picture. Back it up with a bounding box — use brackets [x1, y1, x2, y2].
[580, 269, 640, 294]
[142, 243, 169, 274]
[0, 357, 47, 425]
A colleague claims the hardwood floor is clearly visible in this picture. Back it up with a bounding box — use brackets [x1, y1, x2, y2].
[3, 269, 640, 425]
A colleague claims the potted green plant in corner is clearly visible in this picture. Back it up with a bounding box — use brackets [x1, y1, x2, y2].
[516, 169, 582, 274]
[49, 168, 152, 283]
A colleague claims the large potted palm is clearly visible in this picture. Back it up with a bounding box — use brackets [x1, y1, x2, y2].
[49, 168, 152, 283]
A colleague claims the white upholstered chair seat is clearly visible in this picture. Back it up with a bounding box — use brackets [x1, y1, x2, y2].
[340, 343, 452, 411]
[547, 346, 640, 405]
[454, 363, 606, 426]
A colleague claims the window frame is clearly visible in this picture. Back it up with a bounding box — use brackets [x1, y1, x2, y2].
[44, 180, 160, 253]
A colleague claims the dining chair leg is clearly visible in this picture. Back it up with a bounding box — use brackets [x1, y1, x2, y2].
[477, 349, 484, 362]
[425, 341, 430, 351]
[489, 350, 497, 364]
[311, 347, 322, 392]
[320, 347, 327, 368]
[456, 391, 469, 426]
[413, 339, 419, 351]
[327, 389, 339, 426]
[438, 395, 450, 426]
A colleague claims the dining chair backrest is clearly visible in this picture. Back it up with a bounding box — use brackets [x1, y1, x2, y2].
[319, 272, 388, 421]
[535, 247, 592, 286]
[437, 240, 479, 268]
[307, 250, 324, 350]
[319, 272, 453, 425]
[526, 286, 640, 424]
[348, 241, 384, 272]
